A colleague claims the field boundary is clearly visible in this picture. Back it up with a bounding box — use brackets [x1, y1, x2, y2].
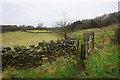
[79, 29, 117, 60]
[1, 39, 77, 69]
[80, 31, 94, 60]
[2, 27, 119, 70]
[24, 30, 52, 33]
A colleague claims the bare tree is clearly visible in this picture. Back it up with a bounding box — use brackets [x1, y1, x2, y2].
[37, 22, 43, 30]
[54, 14, 73, 39]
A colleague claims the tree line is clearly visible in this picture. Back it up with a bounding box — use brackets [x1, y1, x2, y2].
[1, 24, 49, 33]
[1, 12, 119, 33]
[66, 12, 119, 31]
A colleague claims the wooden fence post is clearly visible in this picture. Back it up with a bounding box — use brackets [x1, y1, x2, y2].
[77, 40, 79, 54]
[83, 31, 94, 59]
[92, 32, 94, 49]
[113, 27, 120, 45]
[83, 32, 85, 60]
[80, 44, 85, 60]
[84, 32, 88, 59]
[43, 40, 45, 43]
[102, 32, 105, 47]
[42, 40, 45, 51]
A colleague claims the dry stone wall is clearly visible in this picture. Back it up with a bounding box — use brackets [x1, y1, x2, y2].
[1, 39, 77, 69]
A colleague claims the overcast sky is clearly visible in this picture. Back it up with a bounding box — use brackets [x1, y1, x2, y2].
[1, 0, 119, 27]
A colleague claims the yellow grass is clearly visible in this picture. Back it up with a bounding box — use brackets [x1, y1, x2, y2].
[26, 30, 51, 32]
[2, 31, 58, 47]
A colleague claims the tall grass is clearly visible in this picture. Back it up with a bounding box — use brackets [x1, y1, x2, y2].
[76, 45, 119, 78]
[2, 56, 79, 78]
[73, 24, 119, 78]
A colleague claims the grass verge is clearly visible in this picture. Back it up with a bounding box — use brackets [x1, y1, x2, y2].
[2, 56, 80, 78]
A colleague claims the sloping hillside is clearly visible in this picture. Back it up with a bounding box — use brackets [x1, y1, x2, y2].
[72, 24, 119, 78]
[2, 24, 119, 78]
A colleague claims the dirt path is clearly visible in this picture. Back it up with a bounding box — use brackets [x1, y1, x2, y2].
[71, 58, 85, 78]
[75, 59, 85, 74]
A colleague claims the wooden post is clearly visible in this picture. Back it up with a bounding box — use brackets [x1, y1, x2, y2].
[77, 40, 79, 54]
[83, 32, 86, 59]
[42, 40, 45, 51]
[113, 27, 120, 45]
[84, 32, 88, 59]
[102, 32, 105, 47]
[43, 40, 45, 43]
[92, 32, 94, 49]
[80, 44, 85, 60]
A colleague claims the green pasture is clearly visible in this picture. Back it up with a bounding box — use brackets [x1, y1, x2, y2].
[2, 31, 57, 47]
[26, 30, 52, 32]
[72, 24, 119, 78]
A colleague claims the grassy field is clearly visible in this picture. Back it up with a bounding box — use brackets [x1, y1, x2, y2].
[26, 30, 52, 33]
[1, 24, 119, 78]
[2, 31, 57, 47]
[72, 24, 119, 78]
